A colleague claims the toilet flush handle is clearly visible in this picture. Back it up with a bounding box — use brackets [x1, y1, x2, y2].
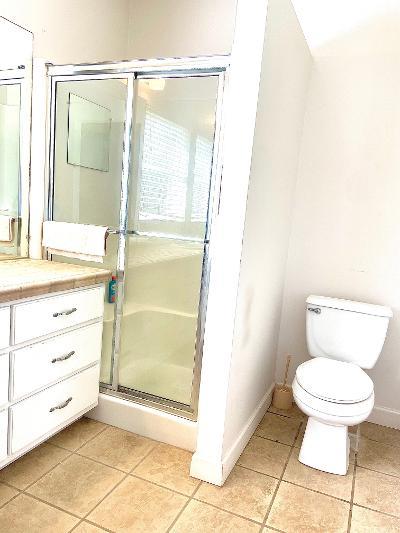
[307, 307, 321, 314]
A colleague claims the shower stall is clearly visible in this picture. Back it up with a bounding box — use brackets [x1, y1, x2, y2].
[47, 57, 227, 421]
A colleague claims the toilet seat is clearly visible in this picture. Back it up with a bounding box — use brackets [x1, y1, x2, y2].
[293, 376, 374, 419]
[295, 358, 373, 404]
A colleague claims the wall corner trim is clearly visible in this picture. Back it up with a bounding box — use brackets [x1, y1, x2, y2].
[221, 382, 274, 483]
[191, 382, 274, 486]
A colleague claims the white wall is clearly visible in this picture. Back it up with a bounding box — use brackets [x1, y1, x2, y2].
[1, 0, 237, 63]
[127, 0, 237, 58]
[222, 0, 311, 458]
[276, 5, 400, 428]
[191, 0, 311, 485]
[0, 0, 130, 63]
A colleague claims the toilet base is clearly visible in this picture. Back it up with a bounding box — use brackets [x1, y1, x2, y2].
[299, 417, 349, 475]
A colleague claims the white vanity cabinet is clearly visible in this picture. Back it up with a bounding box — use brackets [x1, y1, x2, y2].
[0, 284, 105, 469]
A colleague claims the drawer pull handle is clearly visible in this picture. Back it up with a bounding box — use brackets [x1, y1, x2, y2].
[49, 397, 72, 413]
[52, 307, 77, 318]
[51, 351, 75, 364]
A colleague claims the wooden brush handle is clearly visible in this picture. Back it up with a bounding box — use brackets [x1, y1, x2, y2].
[283, 355, 291, 387]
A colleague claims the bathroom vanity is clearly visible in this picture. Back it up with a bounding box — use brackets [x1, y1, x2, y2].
[0, 259, 111, 469]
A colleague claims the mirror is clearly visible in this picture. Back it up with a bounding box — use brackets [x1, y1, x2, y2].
[0, 17, 33, 259]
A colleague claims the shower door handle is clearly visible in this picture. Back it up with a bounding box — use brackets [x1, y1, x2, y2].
[107, 229, 137, 235]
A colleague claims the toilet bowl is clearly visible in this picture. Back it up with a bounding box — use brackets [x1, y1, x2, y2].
[294, 295, 392, 476]
[293, 358, 374, 475]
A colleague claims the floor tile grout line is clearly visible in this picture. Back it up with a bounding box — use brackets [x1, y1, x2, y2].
[351, 502, 400, 521]
[2, 434, 194, 529]
[68, 518, 114, 533]
[19, 421, 110, 494]
[355, 464, 400, 481]
[347, 453, 358, 532]
[234, 463, 282, 482]
[264, 525, 286, 533]
[67, 423, 110, 454]
[174, 496, 266, 530]
[0, 478, 24, 492]
[359, 435, 400, 448]
[79, 518, 114, 532]
[235, 461, 354, 505]
[68, 518, 115, 533]
[78, 438, 159, 528]
[21, 450, 74, 493]
[130, 472, 200, 499]
[165, 494, 192, 532]
[61, 435, 159, 478]
[16, 491, 84, 520]
[0, 488, 21, 510]
[18, 421, 121, 527]
[0, 422, 126, 531]
[267, 408, 305, 422]
[259, 420, 303, 531]
[252, 433, 295, 448]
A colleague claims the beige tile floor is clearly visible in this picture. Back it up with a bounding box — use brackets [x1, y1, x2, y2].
[0, 409, 400, 532]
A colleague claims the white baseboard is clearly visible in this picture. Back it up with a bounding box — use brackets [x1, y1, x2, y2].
[190, 382, 274, 486]
[221, 382, 275, 483]
[190, 454, 224, 486]
[87, 393, 197, 451]
[368, 404, 400, 430]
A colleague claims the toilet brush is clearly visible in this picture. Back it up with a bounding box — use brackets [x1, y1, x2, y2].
[272, 354, 294, 410]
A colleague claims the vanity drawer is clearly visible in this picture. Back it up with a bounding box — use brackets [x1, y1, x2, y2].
[0, 353, 9, 408]
[14, 286, 104, 344]
[0, 410, 7, 462]
[12, 322, 103, 401]
[0, 307, 10, 350]
[10, 364, 100, 454]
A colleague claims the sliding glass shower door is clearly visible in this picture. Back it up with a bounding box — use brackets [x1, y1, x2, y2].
[49, 65, 224, 416]
[119, 76, 219, 406]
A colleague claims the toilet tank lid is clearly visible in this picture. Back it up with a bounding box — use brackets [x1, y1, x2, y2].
[306, 295, 393, 318]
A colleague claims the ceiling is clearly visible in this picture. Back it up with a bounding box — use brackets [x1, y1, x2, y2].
[291, 0, 400, 56]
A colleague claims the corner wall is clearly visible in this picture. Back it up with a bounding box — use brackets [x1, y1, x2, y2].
[221, 0, 312, 469]
[276, 11, 400, 429]
[191, 0, 311, 485]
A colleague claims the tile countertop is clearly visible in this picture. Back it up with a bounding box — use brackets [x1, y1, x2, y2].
[0, 259, 112, 303]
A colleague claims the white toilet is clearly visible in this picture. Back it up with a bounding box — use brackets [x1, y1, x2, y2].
[293, 295, 393, 475]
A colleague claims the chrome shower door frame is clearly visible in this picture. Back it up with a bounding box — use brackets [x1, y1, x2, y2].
[46, 56, 229, 420]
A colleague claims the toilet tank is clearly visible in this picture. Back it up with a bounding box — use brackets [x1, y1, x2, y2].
[306, 295, 393, 369]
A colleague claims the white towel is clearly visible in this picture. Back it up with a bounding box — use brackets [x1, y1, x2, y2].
[0, 215, 14, 243]
[42, 221, 108, 263]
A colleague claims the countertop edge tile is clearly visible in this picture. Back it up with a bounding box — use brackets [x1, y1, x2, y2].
[0, 259, 112, 303]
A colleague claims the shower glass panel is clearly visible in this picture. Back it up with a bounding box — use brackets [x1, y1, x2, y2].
[0, 83, 21, 256]
[51, 78, 128, 384]
[118, 76, 219, 406]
